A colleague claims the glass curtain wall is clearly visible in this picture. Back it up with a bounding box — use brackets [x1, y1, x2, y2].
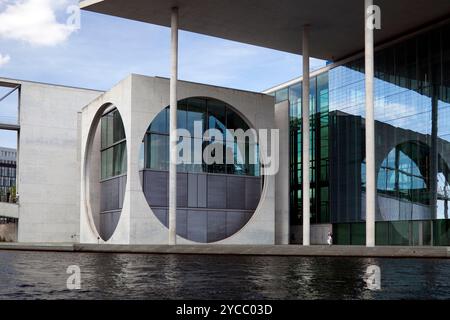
[142, 97, 260, 177]
[286, 73, 330, 243]
[275, 20, 450, 245]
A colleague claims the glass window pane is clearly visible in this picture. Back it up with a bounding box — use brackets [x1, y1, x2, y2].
[113, 143, 126, 176]
[204, 140, 226, 174]
[147, 133, 169, 171]
[101, 150, 106, 179]
[207, 99, 226, 139]
[390, 221, 409, 245]
[350, 223, 365, 245]
[275, 88, 288, 103]
[106, 113, 113, 147]
[121, 143, 127, 174]
[376, 222, 389, 245]
[113, 110, 125, 143]
[184, 137, 204, 173]
[149, 108, 168, 134]
[226, 109, 249, 134]
[177, 101, 188, 133]
[289, 83, 301, 105]
[187, 98, 206, 137]
[101, 116, 107, 149]
[106, 147, 113, 178]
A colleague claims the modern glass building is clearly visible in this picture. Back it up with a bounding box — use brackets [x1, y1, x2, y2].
[269, 21, 450, 246]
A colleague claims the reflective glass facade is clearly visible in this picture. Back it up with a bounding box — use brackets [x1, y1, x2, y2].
[100, 108, 127, 180]
[275, 21, 450, 246]
[139, 97, 263, 243]
[288, 73, 330, 241]
[142, 97, 260, 177]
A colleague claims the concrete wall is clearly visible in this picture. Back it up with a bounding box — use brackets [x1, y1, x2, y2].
[18, 81, 101, 242]
[81, 74, 276, 245]
[0, 202, 18, 219]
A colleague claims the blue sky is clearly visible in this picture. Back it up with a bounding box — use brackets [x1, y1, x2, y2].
[0, 0, 325, 148]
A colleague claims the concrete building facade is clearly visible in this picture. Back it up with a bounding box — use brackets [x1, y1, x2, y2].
[1, 0, 449, 247]
[80, 75, 275, 244]
[1, 78, 102, 242]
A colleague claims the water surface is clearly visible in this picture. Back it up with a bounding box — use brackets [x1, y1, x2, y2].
[0, 251, 449, 299]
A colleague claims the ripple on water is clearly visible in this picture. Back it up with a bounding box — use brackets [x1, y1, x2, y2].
[0, 251, 449, 299]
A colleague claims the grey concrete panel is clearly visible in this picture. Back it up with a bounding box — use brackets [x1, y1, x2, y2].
[110, 178, 120, 211]
[197, 174, 207, 208]
[187, 173, 198, 207]
[118, 175, 126, 209]
[207, 210, 227, 243]
[100, 176, 125, 212]
[207, 175, 226, 209]
[245, 177, 262, 210]
[100, 210, 121, 241]
[226, 211, 251, 237]
[187, 210, 207, 243]
[177, 173, 188, 208]
[153, 208, 167, 226]
[177, 209, 188, 239]
[227, 176, 245, 209]
[144, 170, 168, 207]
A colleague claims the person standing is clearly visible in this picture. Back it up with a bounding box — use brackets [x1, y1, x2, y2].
[327, 231, 333, 246]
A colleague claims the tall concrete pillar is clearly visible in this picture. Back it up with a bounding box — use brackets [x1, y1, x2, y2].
[302, 25, 311, 246]
[365, 0, 376, 247]
[168, 7, 178, 245]
[275, 100, 290, 244]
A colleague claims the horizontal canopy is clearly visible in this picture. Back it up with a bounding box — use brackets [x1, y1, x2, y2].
[80, 0, 450, 60]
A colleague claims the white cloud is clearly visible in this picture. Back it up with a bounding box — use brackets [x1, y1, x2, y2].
[0, 53, 11, 66]
[0, 0, 76, 46]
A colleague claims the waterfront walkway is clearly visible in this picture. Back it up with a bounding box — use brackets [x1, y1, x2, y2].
[0, 242, 449, 258]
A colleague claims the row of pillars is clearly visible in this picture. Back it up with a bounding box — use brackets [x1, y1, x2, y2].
[167, 1, 377, 247]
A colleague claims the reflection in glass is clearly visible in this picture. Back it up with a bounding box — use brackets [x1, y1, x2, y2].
[100, 108, 127, 180]
[141, 97, 259, 177]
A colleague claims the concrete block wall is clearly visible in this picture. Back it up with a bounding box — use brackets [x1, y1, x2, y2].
[17, 81, 101, 243]
[80, 74, 276, 245]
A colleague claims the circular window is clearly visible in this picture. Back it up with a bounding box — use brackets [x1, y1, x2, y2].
[139, 97, 262, 243]
[372, 141, 450, 220]
[86, 106, 127, 241]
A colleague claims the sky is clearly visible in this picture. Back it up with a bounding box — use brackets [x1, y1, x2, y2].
[0, 0, 325, 148]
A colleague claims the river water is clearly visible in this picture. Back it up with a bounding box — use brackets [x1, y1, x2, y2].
[0, 250, 449, 299]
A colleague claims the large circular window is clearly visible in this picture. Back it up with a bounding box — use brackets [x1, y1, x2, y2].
[139, 97, 262, 243]
[374, 141, 450, 220]
[87, 106, 127, 241]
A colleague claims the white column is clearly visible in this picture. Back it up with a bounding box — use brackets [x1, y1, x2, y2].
[302, 25, 310, 246]
[168, 7, 178, 245]
[365, 0, 375, 247]
[275, 100, 290, 245]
